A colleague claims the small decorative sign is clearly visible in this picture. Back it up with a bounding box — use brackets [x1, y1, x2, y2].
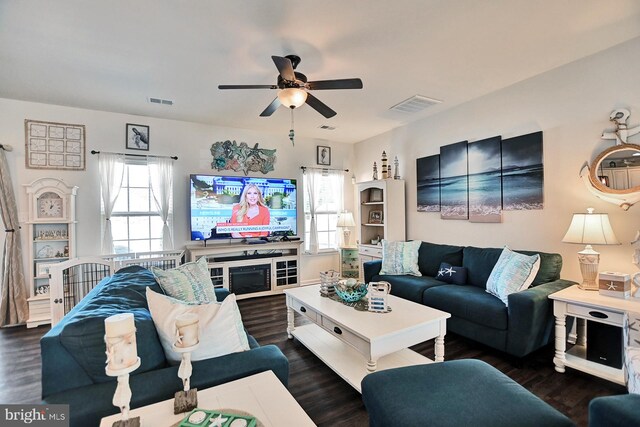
[598, 272, 631, 298]
[24, 119, 86, 170]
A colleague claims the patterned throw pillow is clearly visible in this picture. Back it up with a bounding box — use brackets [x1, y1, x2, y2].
[150, 257, 217, 303]
[379, 240, 422, 276]
[436, 262, 468, 285]
[485, 246, 540, 306]
[624, 312, 640, 394]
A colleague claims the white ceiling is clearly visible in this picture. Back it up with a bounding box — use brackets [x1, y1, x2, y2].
[1, 0, 640, 143]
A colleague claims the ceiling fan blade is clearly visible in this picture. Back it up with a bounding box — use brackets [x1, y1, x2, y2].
[307, 78, 363, 90]
[305, 93, 336, 118]
[271, 56, 296, 81]
[260, 97, 281, 117]
[218, 85, 277, 89]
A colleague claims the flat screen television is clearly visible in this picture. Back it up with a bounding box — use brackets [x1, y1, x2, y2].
[190, 174, 297, 240]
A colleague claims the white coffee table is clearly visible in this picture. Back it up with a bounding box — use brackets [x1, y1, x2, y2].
[285, 285, 450, 392]
[99, 371, 315, 426]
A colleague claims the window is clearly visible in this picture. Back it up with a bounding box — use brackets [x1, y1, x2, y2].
[110, 161, 164, 253]
[303, 171, 344, 252]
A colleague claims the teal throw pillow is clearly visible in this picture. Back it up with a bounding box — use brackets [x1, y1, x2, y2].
[486, 246, 540, 306]
[379, 240, 422, 276]
[150, 257, 217, 303]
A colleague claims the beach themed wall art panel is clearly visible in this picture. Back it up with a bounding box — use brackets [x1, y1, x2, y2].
[416, 154, 441, 212]
[468, 136, 503, 223]
[440, 141, 469, 220]
[502, 131, 543, 210]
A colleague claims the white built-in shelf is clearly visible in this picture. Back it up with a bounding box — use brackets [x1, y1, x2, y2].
[363, 223, 385, 227]
[34, 257, 69, 262]
[30, 294, 50, 301]
[361, 202, 384, 205]
[34, 239, 69, 243]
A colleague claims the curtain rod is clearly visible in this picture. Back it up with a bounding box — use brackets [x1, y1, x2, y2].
[300, 166, 349, 173]
[0, 144, 13, 152]
[91, 150, 178, 160]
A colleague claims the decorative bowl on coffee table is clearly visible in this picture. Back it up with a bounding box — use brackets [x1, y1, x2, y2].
[335, 279, 368, 303]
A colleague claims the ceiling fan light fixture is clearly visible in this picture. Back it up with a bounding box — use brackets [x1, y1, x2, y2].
[277, 88, 307, 109]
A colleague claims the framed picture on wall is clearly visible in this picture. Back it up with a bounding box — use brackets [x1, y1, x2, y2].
[317, 145, 331, 166]
[126, 123, 150, 151]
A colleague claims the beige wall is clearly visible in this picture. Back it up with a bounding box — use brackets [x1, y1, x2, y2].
[0, 98, 353, 285]
[354, 37, 640, 282]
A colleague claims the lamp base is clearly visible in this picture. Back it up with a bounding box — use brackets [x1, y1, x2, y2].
[342, 229, 352, 248]
[577, 245, 600, 291]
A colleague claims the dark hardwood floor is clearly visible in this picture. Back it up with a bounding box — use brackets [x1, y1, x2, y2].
[0, 294, 626, 426]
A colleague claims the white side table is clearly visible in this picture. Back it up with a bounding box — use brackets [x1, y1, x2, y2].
[549, 285, 640, 385]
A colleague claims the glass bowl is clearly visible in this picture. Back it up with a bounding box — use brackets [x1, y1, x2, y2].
[335, 279, 368, 303]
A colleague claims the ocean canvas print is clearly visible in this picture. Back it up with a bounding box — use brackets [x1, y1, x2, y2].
[440, 141, 469, 220]
[468, 136, 503, 223]
[416, 154, 440, 212]
[502, 131, 543, 210]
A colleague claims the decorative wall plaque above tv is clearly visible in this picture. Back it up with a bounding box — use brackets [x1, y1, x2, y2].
[24, 119, 86, 170]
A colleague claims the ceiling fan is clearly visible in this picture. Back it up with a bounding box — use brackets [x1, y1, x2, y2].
[218, 55, 363, 118]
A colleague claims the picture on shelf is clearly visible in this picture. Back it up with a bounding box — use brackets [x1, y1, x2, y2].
[36, 262, 56, 277]
[368, 210, 383, 224]
[369, 188, 383, 202]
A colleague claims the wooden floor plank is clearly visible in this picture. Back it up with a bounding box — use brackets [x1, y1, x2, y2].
[0, 294, 626, 427]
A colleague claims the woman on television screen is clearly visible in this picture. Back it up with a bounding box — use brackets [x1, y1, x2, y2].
[230, 184, 271, 237]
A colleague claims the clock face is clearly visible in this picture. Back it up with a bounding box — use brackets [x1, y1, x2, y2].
[37, 192, 63, 218]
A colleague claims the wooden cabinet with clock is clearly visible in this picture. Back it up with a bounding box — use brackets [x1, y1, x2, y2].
[24, 178, 77, 328]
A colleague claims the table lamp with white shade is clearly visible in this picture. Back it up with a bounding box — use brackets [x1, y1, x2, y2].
[337, 211, 356, 247]
[561, 208, 620, 291]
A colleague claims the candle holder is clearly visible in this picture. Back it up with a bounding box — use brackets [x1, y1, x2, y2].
[104, 313, 141, 427]
[172, 342, 200, 414]
[173, 312, 200, 414]
[105, 358, 141, 427]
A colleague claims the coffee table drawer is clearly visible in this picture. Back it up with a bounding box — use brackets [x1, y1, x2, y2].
[320, 316, 369, 354]
[290, 298, 318, 322]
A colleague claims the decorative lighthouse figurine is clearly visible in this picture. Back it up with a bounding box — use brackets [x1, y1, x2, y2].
[394, 156, 400, 179]
[372, 162, 378, 180]
[381, 151, 388, 179]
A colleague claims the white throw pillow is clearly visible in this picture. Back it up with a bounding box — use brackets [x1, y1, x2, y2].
[146, 288, 249, 364]
[486, 247, 540, 306]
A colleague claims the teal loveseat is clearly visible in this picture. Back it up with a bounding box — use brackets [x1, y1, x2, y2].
[40, 266, 289, 427]
[364, 242, 575, 357]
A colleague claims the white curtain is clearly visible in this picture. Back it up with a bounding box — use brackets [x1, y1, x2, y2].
[99, 153, 125, 254]
[0, 149, 28, 326]
[327, 170, 344, 248]
[304, 169, 322, 254]
[148, 157, 174, 249]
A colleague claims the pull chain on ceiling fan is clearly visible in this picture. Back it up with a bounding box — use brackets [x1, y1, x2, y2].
[218, 55, 363, 119]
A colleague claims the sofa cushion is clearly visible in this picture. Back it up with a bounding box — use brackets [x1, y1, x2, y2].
[375, 274, 445, 303]
[379, 240, 422, 276]
[418, 242, 464, 277]
[518, 250, 562, 286]
[486, 247, 540, 306]
[462, 246, 503, 288]
[435, 262, 468, 285]
[423, 285, 508, 330]
[58, 267, 167, 384]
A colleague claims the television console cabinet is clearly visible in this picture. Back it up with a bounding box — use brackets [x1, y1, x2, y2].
[187, 240, 304, 299]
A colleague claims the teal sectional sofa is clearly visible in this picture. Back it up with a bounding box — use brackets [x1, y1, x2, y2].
[364, 242, 575, 357]
[40, 266, 289, 427]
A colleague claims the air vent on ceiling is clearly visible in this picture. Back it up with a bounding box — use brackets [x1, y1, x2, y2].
[319, 124, 336, 130]
[389, 95, 442, 113]
[148, 97, 174, 106]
